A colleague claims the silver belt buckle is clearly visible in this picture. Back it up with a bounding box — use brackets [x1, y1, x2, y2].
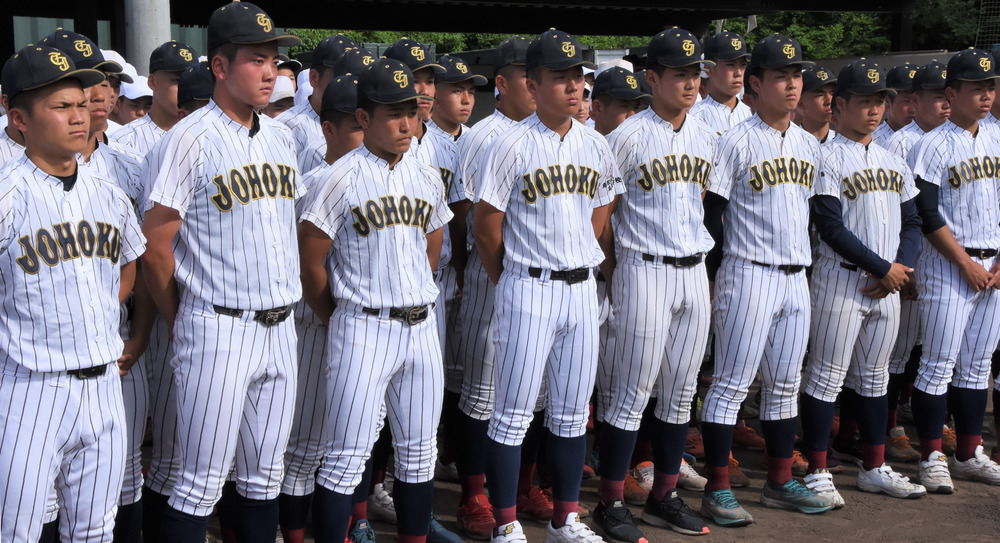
[405, 306, 428, 325]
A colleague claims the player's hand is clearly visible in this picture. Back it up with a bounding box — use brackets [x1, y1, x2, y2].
[960, 260, 992, 292]
[987, 260, 1000, 290]
[861, 282, 891, 299]
[902, 271, 919, 300]
[117, 337, 148, 376]
[879, 263, 913, 294]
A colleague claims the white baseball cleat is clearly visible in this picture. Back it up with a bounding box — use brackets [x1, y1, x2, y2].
[918, 451, 954, 494]
[950, 445, 1000, 485]
[856, 463, 927, 498]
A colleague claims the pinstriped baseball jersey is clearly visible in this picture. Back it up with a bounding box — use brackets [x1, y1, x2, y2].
[908, 120, 1000, 248]
[298, 146, 453, 308]
[688, 94, 752, 136]
[300, 137, 327, 175]
[79, 140, 144, 202]
[458, 110, 518, 250]
[871, 121, 896, 148]
[0, 155, 145, 372]
[278, 100, 323, 154]
[416, 120, 467, 270]
[114, 115, 167, 159]
[142, 100, 303, 310]
[607, 107, 716, 257]
[0, 127, 24, 166]
[885, 120, 925, 159]
[477, 114, 623, 270]
[707, 114, 820, 265]
[815, 133, 919, 264]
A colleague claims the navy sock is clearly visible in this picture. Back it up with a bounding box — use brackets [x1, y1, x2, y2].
[649, 418, 689, 475]
[911, 388, 947, 440]
[394, 480, 435, 536]
[597, 424, 638, 480]
[312, 485, 355, 543]
[857, 394, 889, 446]
[233, 494, 279, 543]
[279, 493, 312, 531]
[949, 386, 988, 436]
[640, 398, 659, 437]
[547, 432, 586, 502]
[760, 417, 797, 458]
[39, 519, 59, 543]
[217, 481, 238, 533]
[113, 501, 142, 543]
[701, 421, 735, 468]
[440, 390, 462, 464]
[522, 410, 546, 466]
[485, 439, 521, 509]
[886, 373, 903, 413]
[799, 394, 835, 453]
[160, 506, 208, 542]
[141, 487, 169, 543]
[839, 388, 860, 424]
[457, 412, 490, 478]
[371, 421, 393, 479]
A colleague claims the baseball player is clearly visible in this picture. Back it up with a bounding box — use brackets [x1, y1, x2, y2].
[689, 31, 751, 135]
[453, 35, 541, 540]
[908, 48, 1000, 493]
[386, 38, 443, 127]
[593, 29, 713, 543]
[588, 66, 645, 137]
[0, 80, 27, 165]
[474, 28, 622, 543]
[176, 61, 214, 117]
[796, 64, 837, 143]
[800, 58, 927, 504]
[0, 43, 144, 542]
[139, 3, 303, 541]
[884, 61, 951, 158]
[700, 34, 832, 526]
[113, 75, 153, 126]
[299, 58, 452, 543]
[278, 53, 302, 89]
[871, 63, 917, 147]
[115, 41, 200, 157]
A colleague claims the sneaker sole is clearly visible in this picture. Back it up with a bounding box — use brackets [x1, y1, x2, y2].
[856, 481, 927, 499]
[641, 511, 709, 535]
[697, 505, 752, 527]
[760, 495, 832, 514]
[920, 481, 954, 494]
[594, 519, 648, 543]
[951, 472, 1000, 486]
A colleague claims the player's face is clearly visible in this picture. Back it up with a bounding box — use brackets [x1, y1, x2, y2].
[115, 96, 152, 123]
[149, 69, 183, 115]
[11, 80, 90, 159]
[913, 89, 950, 128]
[837, 92, 886, 139]
[217, 43, 280, 109]
[277, 67, 297, 89]
[592, 96, 641, 134]
[413, 68, 436, 121]
[528, 67, 584, 121]
[434, 80, 476, 126]
[331, 115, 364, 156]
[84, 78, 114, 135]
[946, 79, 996, 123]
[798, 84, 835, 125]
[263, 97, 294, 118]
[709, 58, 748, 98]
[574, 95, 591, 123]
[753, 65, 802, 115]
[886, 90, 915, 126]
[359, 100, 419, 162]
[649, 65, 701, 112]
[497, 66, 536, 120]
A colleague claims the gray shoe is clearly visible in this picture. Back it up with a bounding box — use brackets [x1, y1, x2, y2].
[760, 479, 832, 514]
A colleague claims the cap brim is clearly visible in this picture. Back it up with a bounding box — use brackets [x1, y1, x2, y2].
[233, 34, 303, 48]
[281, 60, 303, 71]
[535, 60, 598, 71]
[711, 53, 750, 61]
[444, 74, 489, 86]
[596, 90, 652, 101]
[653, 58, 714, 69]
[108, 71, 134, 84]
[953, 74, 1000, 82]
[25, 68, 107, 93]
[413, 63, 447, 75]
[366, 93, 434, 105]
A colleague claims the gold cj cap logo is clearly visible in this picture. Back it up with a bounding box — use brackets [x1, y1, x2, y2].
[981, 57, 992, 71]
[782, 43, 796, 59]
[256, 13, 272, 32]
[393, 70, 408, 88]
[908, 69, 916, 79]
[867, 69, 880, 83]
[731, 38, 742, 50]
[817, 71, 828, 81]
[49, 52, 70, 71]
[410, 47, 425, 62]
[561, 42, 576, 57]
[682, 40, 695, 56]
[456, 61, 469, 74]
[73, 40, 92, 57]
[362, 55, 374, 66]
[625, 75, 638, 89]
[942, 69, 947, 79]
[179, 48, 193, 62]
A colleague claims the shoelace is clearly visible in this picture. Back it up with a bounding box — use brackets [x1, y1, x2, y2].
[782, 479, 816, 498]
[637, 463, 655, 482]
[679, 462, 700, 478]
[606, 502, 637, 523]
[663, 493, 696, 515]
[710, 489, 741, 510]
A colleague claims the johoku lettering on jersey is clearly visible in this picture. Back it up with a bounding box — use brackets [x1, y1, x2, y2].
[298, 146, 453, 309]
[0, 155, 145, 372]
[707, 114, 821, 265]
[607, 107, 716, 256]
[142, 101, 303, 310]
[689, 94, 752, 136]
[815, 133, 919, 263]
[477, 114, 623, 270]
[908, 120, 1000, 248]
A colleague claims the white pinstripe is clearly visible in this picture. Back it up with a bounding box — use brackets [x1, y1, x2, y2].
[689, 95, 751, 136]
[279, 100, 323, 155]
[113, 115, 167, 160]
[871, 121, 895, 148]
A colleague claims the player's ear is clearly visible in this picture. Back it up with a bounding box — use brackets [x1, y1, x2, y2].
[309, 68, 321, 90]
[749, 74, 762, 95]
[8, 104, 30, 133]
[322, 120, 336, 139]
[494, 74, 506, 96]
[211, 55, 228, 81]
[835, 95, 846, 113]
[147, 73, 158, 93]
[590, 97, 602, 119]
[356, 107, 370, 130]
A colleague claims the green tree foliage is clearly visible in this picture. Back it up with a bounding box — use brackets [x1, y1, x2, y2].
[910, 0, 979, 50]
[721, 12, 892, 59]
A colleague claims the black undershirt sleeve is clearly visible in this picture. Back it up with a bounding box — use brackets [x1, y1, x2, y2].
[703, 191, 728, 281]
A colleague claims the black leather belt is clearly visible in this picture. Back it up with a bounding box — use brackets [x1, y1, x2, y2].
[362, 305, 431, 325]
[642, 253, 703, 268]
[751, 261, 805, 274]
[213, 305, 292, 326]
[839, 262, 860, 272]
[965, 247, 999, 259]
[528, 267, 590, 284]
[67, 364, 106, 379]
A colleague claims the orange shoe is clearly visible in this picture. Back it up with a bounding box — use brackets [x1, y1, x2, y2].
[623, 472, 649, 505]
[456, 494, 495, 540]
[733, 421, 765, 451]
[941, 425, 957, 456]
[792, 450, 809, 477]
[516, 485, 553, 522]
[729, 453, 750, 488]
[540, 487, 589, 518]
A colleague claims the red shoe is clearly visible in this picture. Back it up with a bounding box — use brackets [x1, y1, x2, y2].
[732, 421, 765, 451]
[686, 427, 705, 458]
[457, 494, 495, 541]
[830, 415, 840, 438]
[540, 487, 589, 518]
[729, 453, 750, 488]
[582, 464, 596, 479]
[516, 486, 553, 522]
[623, 472, 649, 505]
[941, 425, 957, 456]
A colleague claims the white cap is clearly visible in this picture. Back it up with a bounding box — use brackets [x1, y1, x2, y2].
[595, 59, 634, 78]
[294, 70, 313, 105]
[120, 76, 153, 100]
[271, 76, 295, 103]
[102, 49, 140, 80]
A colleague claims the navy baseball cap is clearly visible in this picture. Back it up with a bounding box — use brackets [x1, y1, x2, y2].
[749, 34, 813, 71]
[648, 28, 714, 69]
[2, 44, 106, 102]
[40, 30, 125, 79]
[802, 65, 837, 92]
[703, 31, 749, 62]
[321, 74, 359, 114]
[912, 61, 947, 91]
[277, 53, 302, 72]
[947, 48, 998, 82]
[494, 36, 530, 73]
[149, 41, 199, 73]
[437, 55, 488, 85]
[385, 39, 446, 74]
[176, 62, 214, 105]
[333, 47, 377, 76]
[526, 29, 596, 72]
[633, 69, 654, 105]
[592, 67, 650, 101]
[358, 58, 432, 104]
[836, 58, 895, 97]
[313, 34, 358, 68]
[886, 62, 917, 92]
[207, 2, 301, 51]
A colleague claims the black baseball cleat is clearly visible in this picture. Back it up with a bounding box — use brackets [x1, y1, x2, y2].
[642, 489, 710, 536]
[594, 499, 648, 543]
